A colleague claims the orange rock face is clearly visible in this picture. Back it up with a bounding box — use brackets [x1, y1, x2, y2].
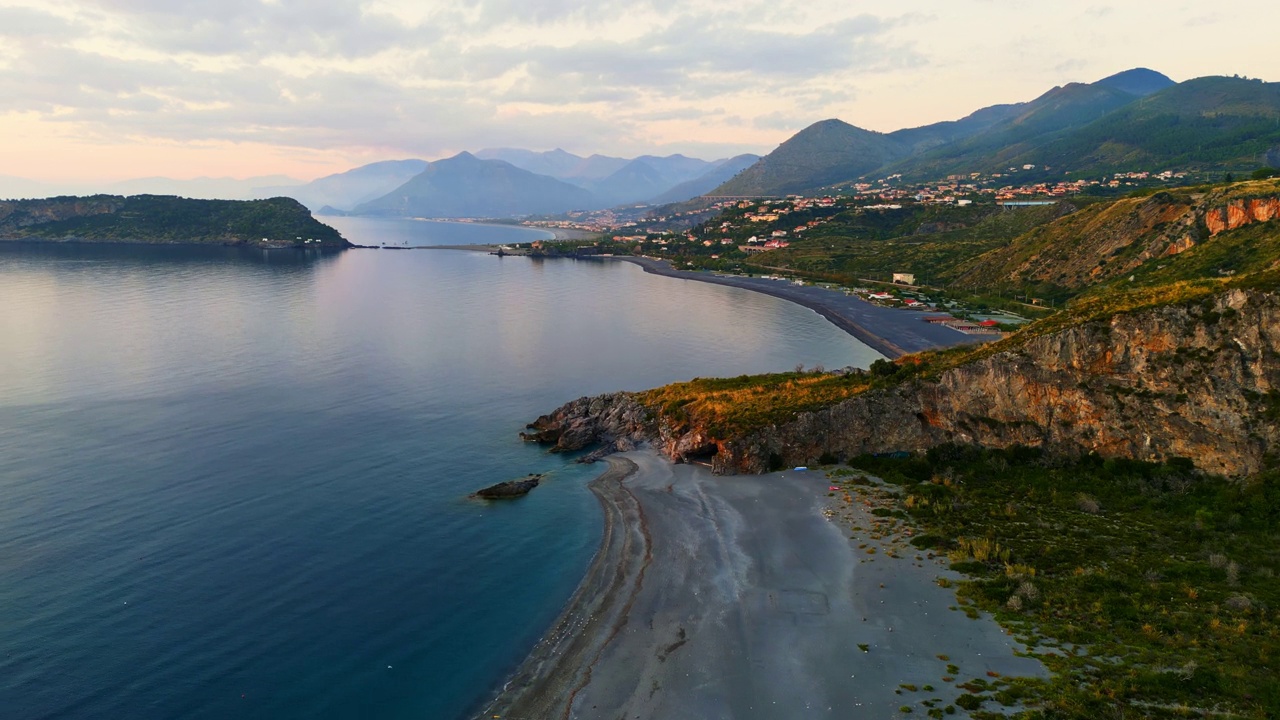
[1249, 198, 1280, 222]
[1227, 202, 1250, 231]
[1208, 197, 1280, 236]
[1164, 235, 1196, 256]
[1205, 208, 1227, 235]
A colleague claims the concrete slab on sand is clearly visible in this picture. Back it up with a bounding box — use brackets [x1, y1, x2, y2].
[569, 450, 1045, 719]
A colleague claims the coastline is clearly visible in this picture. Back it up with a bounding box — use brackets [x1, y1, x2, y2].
[476, 449, 1047, 719]
[426, 247, 991, 359]
[606, 256, 990, 359]
[473, 455, 649, 720]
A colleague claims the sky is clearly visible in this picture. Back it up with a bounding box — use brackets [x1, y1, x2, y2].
[1, 0, 1277, 184]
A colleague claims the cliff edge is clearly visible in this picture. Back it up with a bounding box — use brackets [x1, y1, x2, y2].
[525, 288, 1280, 477]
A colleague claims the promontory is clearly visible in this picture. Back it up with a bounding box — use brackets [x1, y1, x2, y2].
[0, 194, 349, 248]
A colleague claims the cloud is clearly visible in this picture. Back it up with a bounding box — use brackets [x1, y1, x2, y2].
[0, 0, 923, 160]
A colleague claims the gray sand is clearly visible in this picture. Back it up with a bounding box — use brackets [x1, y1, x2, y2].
[614, 257, 993, 358]
[482, 450, 1045, 719]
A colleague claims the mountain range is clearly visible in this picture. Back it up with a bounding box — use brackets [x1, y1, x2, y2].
[714, 69, 1280, 196]
[282, 148, 763, 217]
[5, 68, 1278, 220]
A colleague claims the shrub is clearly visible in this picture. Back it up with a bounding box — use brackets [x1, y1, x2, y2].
[1225, 594, 1253, 612]
[1076, 493, 1101, 514]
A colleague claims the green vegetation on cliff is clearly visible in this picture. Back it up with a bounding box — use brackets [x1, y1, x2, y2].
[846, 446, 1280, 718]
[0, 195, 347, 247]
[641, 370, 877, 437]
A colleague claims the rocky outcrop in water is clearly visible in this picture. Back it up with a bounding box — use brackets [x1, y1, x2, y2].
[525, 289, 1280, 477]
[473, 474, 544, 499]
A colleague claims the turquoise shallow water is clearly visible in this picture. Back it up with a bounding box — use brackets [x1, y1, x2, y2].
[0, 222, 880, 720]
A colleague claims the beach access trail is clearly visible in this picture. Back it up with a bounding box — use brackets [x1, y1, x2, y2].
[479, 450, 1045, 719]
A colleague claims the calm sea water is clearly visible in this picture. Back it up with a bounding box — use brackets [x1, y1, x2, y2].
[0, 220, 880, 720]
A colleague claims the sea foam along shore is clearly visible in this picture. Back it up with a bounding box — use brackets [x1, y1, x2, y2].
[474, 449, 1046, 719]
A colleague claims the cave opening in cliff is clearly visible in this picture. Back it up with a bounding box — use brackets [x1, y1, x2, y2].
[682, 443, 719, 465]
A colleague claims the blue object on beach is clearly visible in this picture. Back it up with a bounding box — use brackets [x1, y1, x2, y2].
[794, 466, 808, 471]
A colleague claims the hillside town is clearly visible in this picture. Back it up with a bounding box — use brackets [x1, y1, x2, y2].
[525, 165, 1207, 240]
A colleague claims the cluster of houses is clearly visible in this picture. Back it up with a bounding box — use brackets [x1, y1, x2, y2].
[525, 165, 1206, 252]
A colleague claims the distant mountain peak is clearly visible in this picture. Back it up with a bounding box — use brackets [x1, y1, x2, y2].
[1094, 68, 1175, 97]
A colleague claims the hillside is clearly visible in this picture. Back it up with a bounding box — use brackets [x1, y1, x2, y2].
[886, 82, 1146, 180]
[714, 70, 1278, 195]
[354, 152, 598, 218]
[0, 195, 348, 248]
[955, 178, 1280, 295]
[755, 201, 1069, 286]
[1018, 76, 1280, 173]
[713, 119, 907, 196]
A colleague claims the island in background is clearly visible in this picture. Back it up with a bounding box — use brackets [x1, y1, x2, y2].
[0, 195, 349, 249]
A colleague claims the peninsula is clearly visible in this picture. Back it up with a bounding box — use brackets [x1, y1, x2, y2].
[0, 195, 349, 248]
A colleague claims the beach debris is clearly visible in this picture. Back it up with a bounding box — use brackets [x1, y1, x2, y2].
[471, 474, 544, 499]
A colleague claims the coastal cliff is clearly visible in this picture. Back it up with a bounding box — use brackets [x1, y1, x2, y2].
[0, 195, 348, 248]
[525, 288, 1280, 477]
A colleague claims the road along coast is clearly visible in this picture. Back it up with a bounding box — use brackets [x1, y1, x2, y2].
[476, 449, 1046, 719]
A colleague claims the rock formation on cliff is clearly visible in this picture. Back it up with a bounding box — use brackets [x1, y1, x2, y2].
[525, 288, 1280, 478]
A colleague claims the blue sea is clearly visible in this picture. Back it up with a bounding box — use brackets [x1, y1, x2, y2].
[0, 218, 880, 719]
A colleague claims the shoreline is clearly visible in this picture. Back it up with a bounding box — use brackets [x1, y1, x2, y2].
[423, 247, 991, 359]
[606, 256, 991, 359]
[475, 450, 1047, 718]
[615, 256, 908, 358]
[472, 455, 649, 720]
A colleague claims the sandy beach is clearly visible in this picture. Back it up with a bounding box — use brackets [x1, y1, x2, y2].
[477, 449, 1045, 719]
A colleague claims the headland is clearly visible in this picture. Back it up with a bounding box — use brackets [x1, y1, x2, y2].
[0, 195, 348, 248]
